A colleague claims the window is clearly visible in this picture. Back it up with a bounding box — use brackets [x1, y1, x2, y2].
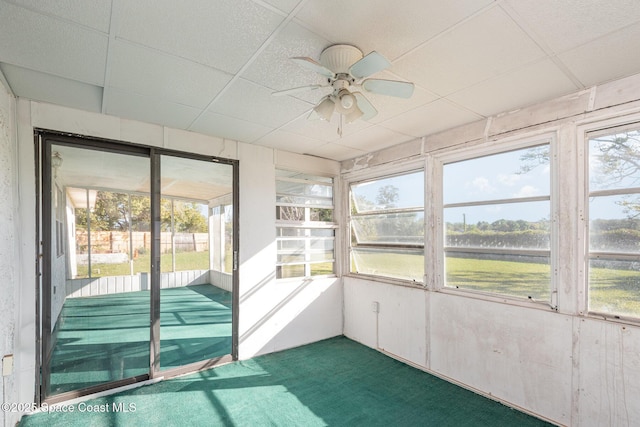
[276, 170, 335, 279]
[349, 170, 424, 282]
[442, 143, 552, 302]
[587, 126, 640, 319]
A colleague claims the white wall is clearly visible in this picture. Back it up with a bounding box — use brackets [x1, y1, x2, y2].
[3, 99, 343, 417]
[237, 144, 342, 358]
[342, 73, 640, 426]
[0, 74, 19, 427]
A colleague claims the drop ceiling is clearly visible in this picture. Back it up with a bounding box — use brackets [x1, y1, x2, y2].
[2, 0, 640, 161]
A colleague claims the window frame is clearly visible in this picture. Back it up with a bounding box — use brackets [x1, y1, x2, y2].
[433, 133, 558, 308]
[275, 169, 337, 280]
[344, 159, 426, 286]
[579, 117, 640, 324]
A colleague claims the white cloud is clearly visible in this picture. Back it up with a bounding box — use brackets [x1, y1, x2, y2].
[514, 185, 539, 198]
[468, 177, 495, 194]
[497, 173, 521, 186]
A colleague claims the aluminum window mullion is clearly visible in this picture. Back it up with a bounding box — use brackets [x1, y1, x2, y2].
[352, 207, 424, 216]
[445, 247, 550, 256]
[444, 195, 550, 209]
[589, 252, 640, 261]
[589, 187, 640, 197]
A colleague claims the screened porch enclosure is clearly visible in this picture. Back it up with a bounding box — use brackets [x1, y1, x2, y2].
[44, 139, 236, 400]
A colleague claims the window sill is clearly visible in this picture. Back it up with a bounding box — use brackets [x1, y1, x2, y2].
[344, 273, 426, 290]
[585, 310, 640, 328]
[435, 285, 558, 312]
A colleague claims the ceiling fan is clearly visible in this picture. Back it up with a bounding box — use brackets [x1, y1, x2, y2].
[273, 44, 414, 126]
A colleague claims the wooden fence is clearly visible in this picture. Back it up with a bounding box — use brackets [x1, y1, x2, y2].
[75, 231, 209, 255]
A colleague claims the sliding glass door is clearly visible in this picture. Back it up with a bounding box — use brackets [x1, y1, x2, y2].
[43, 142, 151, 397]
[158, 154, 234, 372]
[39, 133, 238, 403]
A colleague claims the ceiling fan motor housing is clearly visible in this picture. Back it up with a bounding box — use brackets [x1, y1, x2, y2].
[320, 44, 363, 74]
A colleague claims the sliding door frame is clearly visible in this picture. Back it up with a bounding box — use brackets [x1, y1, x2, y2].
[36, 130, 239, 404]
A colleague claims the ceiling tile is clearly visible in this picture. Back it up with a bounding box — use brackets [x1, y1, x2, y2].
[505, 0, 640, 53]
[190, 111, 273, 142]
[6, 0, 112, 32]
[242, 21, 332, 93]
[208, 78, 312, 128]
[281, 112, 372, 142]
[0, 1, 108, 85]
[295, 0, 495, 60]
[304, 142, 367, 162]
[106, 89, 201, 129]
[558, 22, 640, 87]
[394, 6, 546, 96]
[1, 63, 102, 112]
[109, 41, 233, 109]
[363, 77, 439, 124]
[260, 0, 300, 14]
[115, 0, 284, 74]
[253, 129, 327, 153]
[336, 125, 415, 153]
[448, 59, 579, 117]
[382, 99, 482, 138]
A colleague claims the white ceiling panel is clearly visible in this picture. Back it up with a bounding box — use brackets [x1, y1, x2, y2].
[260, 0, 300, 15]
[337, 125, 415, 153]
[448, 59, 579, 117]
[0, 1, 108, 85]
[505, 0, 640, 53]
[190, 111, 273, 143]
[254, 129, 327, 153]
[115, 0, 284, 74]
[305, 141, 367, 162]
[382, 99, 482, 138]
[207, 78, 313, 129]
[282, 112, 372, 142]
[363, 78, 440, 124]
[106, 89, 202, 130]
[5, 0, 112, 32]
[0, 63, 103, 112]
[109, 41, 233, 109]
[295, 0, 495, 61]
[242, 21, 332, 93]
[558, 22, 640, 87]
[3, 1, 640, 162]
[394, 6, 546, 97]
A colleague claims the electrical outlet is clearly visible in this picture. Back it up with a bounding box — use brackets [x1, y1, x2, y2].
[371, 301, 379, 313]
[2, 354, 13, 376]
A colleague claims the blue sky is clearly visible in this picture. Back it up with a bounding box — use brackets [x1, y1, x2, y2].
[443, 148, 550, 224]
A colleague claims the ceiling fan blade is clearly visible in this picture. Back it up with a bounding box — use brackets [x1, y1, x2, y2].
[353, 92, 378, 121]
[291, 57, 335, 79]
[363, 79, 414, 99]
[272, 85, 325, 96]
[349, 51, 391, 79]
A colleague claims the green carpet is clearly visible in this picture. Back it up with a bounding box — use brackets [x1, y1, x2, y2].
[49, 284, 232, 396]
[26, 336, 553, 426]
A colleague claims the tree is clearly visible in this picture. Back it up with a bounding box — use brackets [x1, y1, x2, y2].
[76, 191, 207, 232]
[376, 185, 399, 208]
[520, 132, 640, 219]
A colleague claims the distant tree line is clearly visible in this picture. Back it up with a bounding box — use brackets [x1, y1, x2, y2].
[75, 191, 208, 233]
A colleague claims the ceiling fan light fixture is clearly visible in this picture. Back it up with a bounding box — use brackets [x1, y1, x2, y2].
[345, 106, 364, 123]
[334, 89, 357, 114]
[314, 97, 335, 121]
[340, 92, 355, 110]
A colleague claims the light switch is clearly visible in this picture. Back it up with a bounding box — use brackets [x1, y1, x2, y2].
[2, 354, 13, 376]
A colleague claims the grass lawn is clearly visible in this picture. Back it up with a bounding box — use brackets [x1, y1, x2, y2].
[353, 252, 640, 317]
[76, 251, 212, 277]
[445, 256, 550, 300]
